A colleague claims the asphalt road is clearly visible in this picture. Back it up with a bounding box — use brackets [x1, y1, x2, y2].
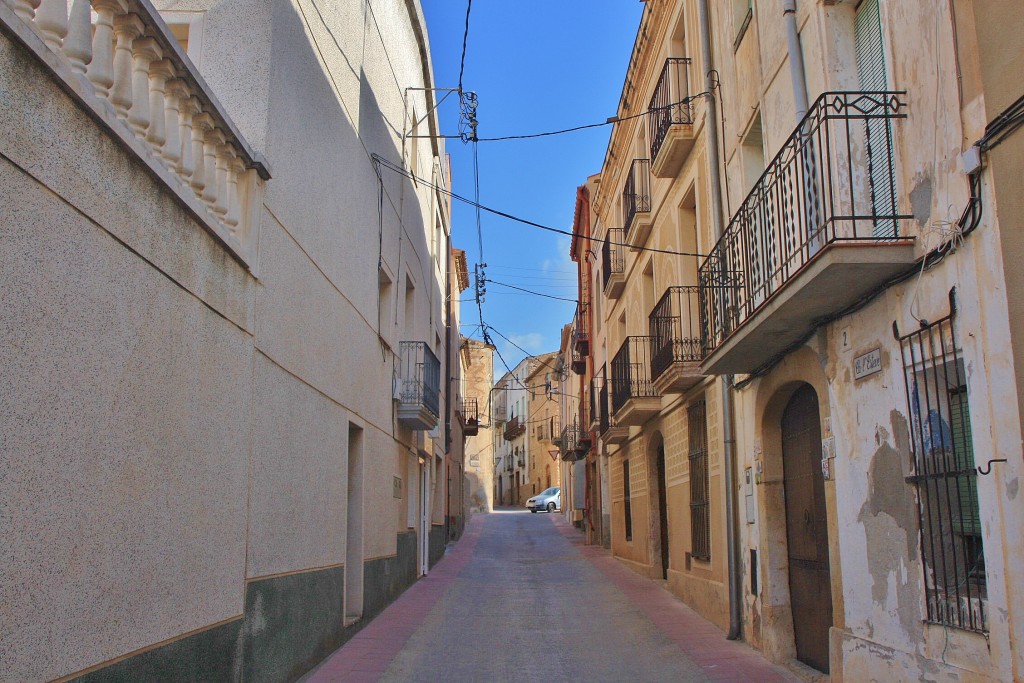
[307, 509, 801, 682]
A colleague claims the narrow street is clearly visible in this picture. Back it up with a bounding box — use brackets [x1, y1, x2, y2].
[305, 511, 802, 682]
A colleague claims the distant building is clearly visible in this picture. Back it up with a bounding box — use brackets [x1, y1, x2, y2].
[526, 352, 562, 500]
[461, 337, 496, 513]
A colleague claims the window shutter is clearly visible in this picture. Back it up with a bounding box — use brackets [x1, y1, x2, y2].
[855, 0, 898, 237]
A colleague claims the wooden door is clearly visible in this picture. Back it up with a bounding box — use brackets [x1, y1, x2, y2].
[781, 385, 833, 673]
[656, 444, 669, 579]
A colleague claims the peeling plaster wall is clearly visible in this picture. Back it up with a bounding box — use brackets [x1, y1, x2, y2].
[712, 2, 1024, 680]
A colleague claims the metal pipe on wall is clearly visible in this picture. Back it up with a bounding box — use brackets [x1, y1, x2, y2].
[784, 0, 810, 122]
[697, 0, 742, 642]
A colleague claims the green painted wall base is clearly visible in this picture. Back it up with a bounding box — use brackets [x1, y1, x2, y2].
[70, 531, 422, 683]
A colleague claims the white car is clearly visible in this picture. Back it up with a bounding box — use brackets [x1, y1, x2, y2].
[526, 487, 561, 513]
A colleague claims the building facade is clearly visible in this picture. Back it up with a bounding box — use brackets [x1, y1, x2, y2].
[462, 337, 495, 513]
[569, 0, 1024, 680]
[0, 0, 465, 680]
[525, 351, 562, 501]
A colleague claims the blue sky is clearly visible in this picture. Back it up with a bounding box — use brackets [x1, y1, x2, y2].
[422, 1, 643, 376]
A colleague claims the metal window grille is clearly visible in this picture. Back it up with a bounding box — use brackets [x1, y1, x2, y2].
[895, 292, 986, 632]
[623, 458, 633, 542]
[688, 400, 710, 561]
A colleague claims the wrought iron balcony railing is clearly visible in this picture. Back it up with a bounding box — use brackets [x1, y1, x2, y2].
[699, 91, 910, 358]
[622, 158, 651, 242]
[571, 301, 589, 374]
[503, 415, 526, 442]
[611, 336, 660, 416]
[590, 365, 610, 436]
[460, 398, 479, 436]
[559, 423, 579, 459]
[602, 228, 625, 298]
[649, 58, 694, 168]
[649, 286, 705, 392]
[396, 341, 441, 430]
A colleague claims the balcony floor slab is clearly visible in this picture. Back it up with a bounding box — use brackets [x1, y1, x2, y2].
[701, 240, 916, 375]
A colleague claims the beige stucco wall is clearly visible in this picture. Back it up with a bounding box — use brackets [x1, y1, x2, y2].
[0, 37, 252, 680]
[0, 0, 453, 678]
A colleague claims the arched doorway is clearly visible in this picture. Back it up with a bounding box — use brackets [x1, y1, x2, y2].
[781, 384, 833, 673]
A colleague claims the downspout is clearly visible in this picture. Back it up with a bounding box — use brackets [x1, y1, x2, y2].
[783, 0, 809, 122]
[697, 0, 742, 641]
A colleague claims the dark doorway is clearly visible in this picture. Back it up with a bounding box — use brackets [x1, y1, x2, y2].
[781, 385, 833, 673]
[655, 442, 670, 580]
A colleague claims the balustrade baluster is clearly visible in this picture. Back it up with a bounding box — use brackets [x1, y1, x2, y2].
[206, 130, 227, 214]
[189, 111, 212, 195]
[162, 78, 186, 167]
[126, 36, 159, 135]
[86, 0, 119, 97]
[35, 0, 67, 51]
[63, 0, 93, 73]
[177, 96, 199, 178]
[7, 0, 40, 24]
[110, 13, 142, 116]
[145, 59, 172, 146]
[225, 153, 244, 230]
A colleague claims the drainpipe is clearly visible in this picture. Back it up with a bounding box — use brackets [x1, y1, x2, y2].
[697, 0, 742, 642]
[783, 0, 809, 122]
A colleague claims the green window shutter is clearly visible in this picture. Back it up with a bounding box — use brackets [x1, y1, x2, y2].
[854, 0, 898, 237]
[948, 388, 982, 536]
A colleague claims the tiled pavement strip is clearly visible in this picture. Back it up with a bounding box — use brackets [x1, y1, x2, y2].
[304, 510, 803, 683]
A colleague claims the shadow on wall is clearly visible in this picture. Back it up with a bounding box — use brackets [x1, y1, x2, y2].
[466, 471, 491, 512]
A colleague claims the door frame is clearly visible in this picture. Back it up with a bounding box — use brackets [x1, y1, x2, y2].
[751, 349, 843, 669]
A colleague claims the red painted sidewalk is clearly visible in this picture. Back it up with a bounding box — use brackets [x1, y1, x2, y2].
[549, 516, 803, 683]
[304, 515, 485, 683]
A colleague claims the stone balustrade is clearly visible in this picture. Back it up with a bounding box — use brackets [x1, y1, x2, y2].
[1, 0, 270, 265]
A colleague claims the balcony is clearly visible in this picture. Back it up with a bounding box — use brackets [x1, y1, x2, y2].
[611, 336, 661, 426]
[503, 415, 526, 442]
[699, 92, 915, 375]
[602, 229, 626, 299]
[623, 159, 653, 249]
[650, 286, 705, 394]
[396, 342, 441, 430]
[589, 368, 605, 432]
[460, 398, 479, 436]
[649, 58, 695, 178]
[559, 421, 589, 462]
[571, 302, 589, 375]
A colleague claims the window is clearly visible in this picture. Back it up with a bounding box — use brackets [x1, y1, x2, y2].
[688, 399, 710, 561]
[733, 0, 752, 46]
[623, 457, 633, 542]
[897, 301, 986, 632]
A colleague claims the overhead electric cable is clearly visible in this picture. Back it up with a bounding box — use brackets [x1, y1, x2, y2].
[370, 154, 709, 258]
[457, 0, 472, 92]
[486, 280, 579, 302]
